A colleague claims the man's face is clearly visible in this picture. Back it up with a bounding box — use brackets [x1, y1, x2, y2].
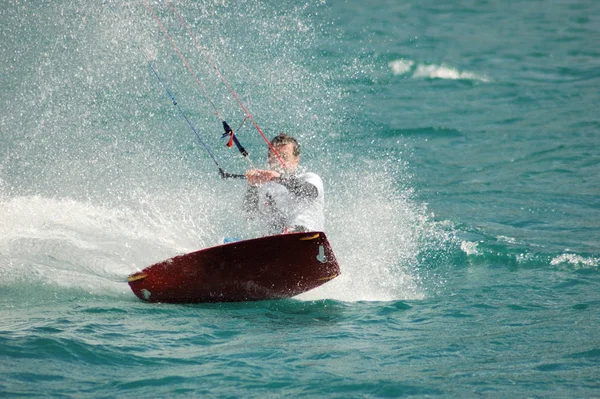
[268, 143, 299, 173]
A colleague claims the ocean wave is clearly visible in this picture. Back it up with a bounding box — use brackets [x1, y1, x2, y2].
[550, 253, 598, 268]
[460, 240, 480, 256]
[458, 238, 598, 270]
[389, 59, 490, 82]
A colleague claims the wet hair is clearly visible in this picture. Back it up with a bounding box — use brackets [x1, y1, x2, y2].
[270, 133, 300, 157]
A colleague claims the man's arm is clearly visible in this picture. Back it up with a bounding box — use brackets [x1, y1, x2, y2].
[244, 169, 319, 203]
[243, 169, 280, 215]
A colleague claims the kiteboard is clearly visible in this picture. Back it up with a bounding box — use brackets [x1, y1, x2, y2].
[128, 231, 340, 303]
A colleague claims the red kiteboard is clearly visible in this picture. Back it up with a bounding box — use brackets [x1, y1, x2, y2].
[128, 231, 340, 303]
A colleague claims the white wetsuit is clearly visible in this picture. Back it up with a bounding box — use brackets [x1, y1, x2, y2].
[243, 172, 324, 235]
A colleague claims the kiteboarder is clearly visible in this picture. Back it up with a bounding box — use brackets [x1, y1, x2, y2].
[243, 133, 324, 235]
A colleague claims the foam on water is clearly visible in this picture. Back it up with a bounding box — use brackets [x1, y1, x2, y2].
[550, 253, 599, 268]
[389, 59, 490, 82]
[0, 195, 197, 297]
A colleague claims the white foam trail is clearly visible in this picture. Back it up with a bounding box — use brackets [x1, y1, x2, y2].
[0, 194, 217, 296]
[460, 240, 480, 256]
[389, 59, 415, 75]
[550, 253, 598, 268]
[389, 59, 489, 82]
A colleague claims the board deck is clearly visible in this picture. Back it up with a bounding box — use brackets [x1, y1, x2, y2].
[128, 231, 340, 303]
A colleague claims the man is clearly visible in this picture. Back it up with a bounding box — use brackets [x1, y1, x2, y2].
[243, 133, 324, 235]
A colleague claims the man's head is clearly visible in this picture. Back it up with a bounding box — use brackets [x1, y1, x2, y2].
[268, 133, 300, 173]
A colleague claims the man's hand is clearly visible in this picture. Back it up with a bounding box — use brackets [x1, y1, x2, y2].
[245, 169, 281, 186]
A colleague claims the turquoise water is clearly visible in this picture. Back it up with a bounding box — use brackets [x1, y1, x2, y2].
[1, 0, 599, 397]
